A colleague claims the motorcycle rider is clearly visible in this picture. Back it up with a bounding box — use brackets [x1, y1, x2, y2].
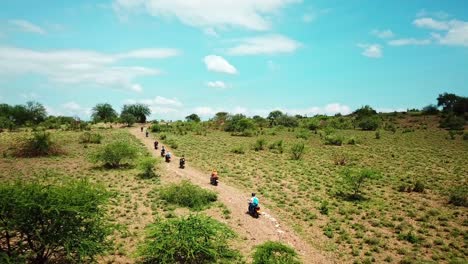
[179, 156, 186, 168]
[210, 169, 219, 185]
[248, 193, 259, 216]
[161, 146, 166, 157]
[154, 140, 159, 150]
[145, 129, 149, 137]
[165, 151, 171, 162]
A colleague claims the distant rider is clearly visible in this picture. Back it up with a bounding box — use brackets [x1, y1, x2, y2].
[249, 193, 259, 214]
[154, 140, 159, 150]
[165, 152, 171, 162]
[179, 156, 186, 168]
[161, 146, 166, 157]
[145, 129, 149, 137]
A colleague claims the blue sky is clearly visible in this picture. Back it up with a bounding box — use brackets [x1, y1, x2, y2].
[0, 0, 467, 120]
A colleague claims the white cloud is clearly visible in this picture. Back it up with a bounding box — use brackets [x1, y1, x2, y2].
[413, 18, 450, 30]
[371, 29, 395, 39]
[203, 55, 238, 74]
[227, 34, 301, 55]
[125, 96, 183, 118]
[0, 46, 180, 92]
[206, 81, 227, 89]
[62, 101, 92, 117]
[302, 13, 315, 23]
[388, 38, 431, 46]
[416, 9, 450, 20]
[357, 44, 382, 58]
[203, 28, 219, 37]
[8, 19, 46, 35]
[20, 92, 40, 100]
[154, 96, 183, 107]
[413, 17, 468, 46]
[113, 0, 301, 31]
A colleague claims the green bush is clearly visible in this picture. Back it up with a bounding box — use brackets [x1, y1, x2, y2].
[79, 131, 103, 144]
[268, 140, 284, 154]
[449, 186, 467, 206]
[159, 181, 217, 210]
[0, 178, 112, 263]
[150, 123, 161, 132]
[375, 130, 381, 139]
[295, 129, 310, 140]
[16, 131, 61, 157]
[138, 214, 240, 264]
[413, 180, 425, 193]
[358, 116, 381, 131]
[252, 241, 301, 264]
[159, 133, 167, 140]
[231, 146, 245, 154]
[89, 141, 138, 168]
[440, 114, 465, 130]
[340, 168, 381, 199]
[324, 134, 344, 146]
[253, 138, 267, 151]
[347, 137, 357, 145]
[138, 157, 158, 179]
[290, 142, 305, 160]
[165, 138, 179, 149]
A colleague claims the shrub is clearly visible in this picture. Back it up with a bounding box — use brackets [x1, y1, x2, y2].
[120, 113, 137, 127]
[159, 181, 217, 210]
[138, 214, 240, 264]
[384, 122, 397, 133]
[159, 133, 167, 140]
[449, 186, 467, 206]
[150, 123, 161, 132]
[440, 114, 465, 130]
[375, 130, 381, 139]
[358, 116, 380, 131]
[347, 137, 357, 145]
[341, 168, 381, 199]
[296, 129, 310, 140]
[138, 157, 158, 179]
[0, 178, 112, 263]
[252, 241, 301, 264]
[16, 131, 61, 157]
[268, 140, 284, 154]
[413, 180, 425, 193]
[79, 131, 103, 144]
[89, 141, 138, 168]
[333, 153, 347, 165]
[291, 142, 305, 160]
[231, 146, 245, 154]
[306, 119, 320, 131]
[165, 138, 179, 149]
[319, 201, 329, 215]
[253, 138, 267, 151]
[324, 134, 344, 146]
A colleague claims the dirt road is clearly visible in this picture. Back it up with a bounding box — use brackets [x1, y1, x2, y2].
[130, 127, 331, 263]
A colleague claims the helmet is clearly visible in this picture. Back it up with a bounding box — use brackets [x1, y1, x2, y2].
[251, 193, 256, 197]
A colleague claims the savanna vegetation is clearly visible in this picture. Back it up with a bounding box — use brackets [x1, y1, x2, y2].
[0, 92, 466, 263]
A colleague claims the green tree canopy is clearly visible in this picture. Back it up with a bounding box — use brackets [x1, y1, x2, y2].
[121, 104, 151, 123]
[91, 103, 117, 123]
[185, 113, 201, 123]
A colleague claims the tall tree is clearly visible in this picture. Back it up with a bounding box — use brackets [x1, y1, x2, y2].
[25, 101, 47, 124]
[121, 104, 151, 123]
[91, 103, 117, 123]
[437, 93, 460, 113]
[185, 113, 201, 123]
[267, 110, 284, 126]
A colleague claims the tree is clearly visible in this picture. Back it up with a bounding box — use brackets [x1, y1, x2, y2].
[120, 113, 137, 127]
[25, 101, 47, 124]
[341, 168, 381, 200]
[91, 103, 117, 123]
[357, 116, 381, 131]
[89, 141, 138, 168]
[422, 104, 439, 115]
[276, 114, 299, 127]
[0, 178, 112, 263]
[353, 105, 377, 119]
[437, 93, 460, 112]
[212, 112, 229, 126]
[185, 113, 201, 123]
[121, 104, 151, 123]
[267, 110, 284, 126]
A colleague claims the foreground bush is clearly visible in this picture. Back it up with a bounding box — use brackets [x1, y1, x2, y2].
[252, 241, 301, 264]
[89, 141, 138, 168]
[15, 131, 61, 157]
[340, 168, 381, 200]
[324, 134, 344, 146]
[138, 215, 240, 264]
[290, 142, 305, 160]
[269, 140, 284, 154]
[449, 186, 467, 206]
[253, 138, 267, 151]
[79, 131, 103, 144]
[159, 180, 217, 210]
[138, 156, 159, 179]
[0, 178, 111, 263]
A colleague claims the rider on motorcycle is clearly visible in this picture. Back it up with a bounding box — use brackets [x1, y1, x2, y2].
[165, 152, 171, 162]
[248, 193, 260, 216]
[154, 140, 159, 149]
[179, 156, 185, 168]
[161, 146, 166, 157]
[210, 169, 219, 185]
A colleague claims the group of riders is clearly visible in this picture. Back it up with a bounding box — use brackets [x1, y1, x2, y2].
[141, 126, 261, 218]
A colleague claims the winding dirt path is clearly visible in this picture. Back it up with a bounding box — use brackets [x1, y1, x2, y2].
[130, 127, 332, 264]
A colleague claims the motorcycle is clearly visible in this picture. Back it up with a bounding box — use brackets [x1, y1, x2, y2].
[248, 203, 261, 218]
[179, 159, 185, 169]
[161, 149, 165, 157]
[154, 141, 159, 150]
[165, 155, 171, 163]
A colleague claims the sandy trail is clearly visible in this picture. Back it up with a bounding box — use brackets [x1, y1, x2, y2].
[130, 127, 331, 264]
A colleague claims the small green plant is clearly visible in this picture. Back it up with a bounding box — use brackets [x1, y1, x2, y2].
[253, 138, 267, 151]
[340, 168, 381, 200]
[375, 130, 381, 139]
[149, 123, 161, 132]
[252, 241, 301, 264]
[138, 157, 158, 179]
[231, 146, 245, 154]
[268, 140, 284, 154]
[138, 215, 240, 264]
[159, 181, 217, 210]
[296, 129, 310, 140]
[449, 186, 467, 206]
[0, 177, 112, 263]
[79, 131, 103, 144]
[16, 131, 61, 157]
[324, 134, 344, 146]
[319, 201, 329, 215]
[89, 141, 138, 168]
[159, 133, 167, 140]
[290, 142, 305, 160]
[413, 180, 425, 193]
[347, 137, 357, 145]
